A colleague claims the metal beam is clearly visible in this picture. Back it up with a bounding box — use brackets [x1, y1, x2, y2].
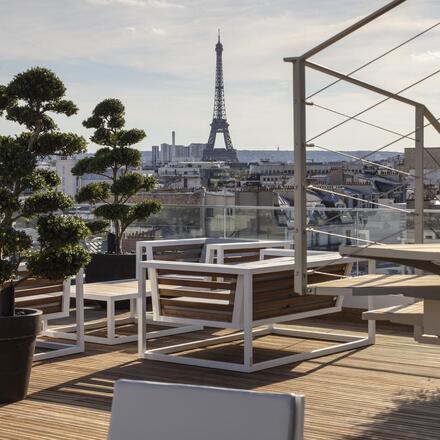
[292, 59, 307, 295]
[306, 61, 421, 108]
[284, 0, 407, 61]
[423, 107, 440, 134]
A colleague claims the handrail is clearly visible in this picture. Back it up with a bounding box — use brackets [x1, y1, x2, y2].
[284, 0, 407, 61]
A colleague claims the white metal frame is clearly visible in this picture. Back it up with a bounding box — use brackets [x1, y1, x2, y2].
[205, 240, 292, 264]
[51, 279, 201, 346]
[135, 237, 279, 279]
[138, 258, 375, 372]
[34, 270, 85, 361]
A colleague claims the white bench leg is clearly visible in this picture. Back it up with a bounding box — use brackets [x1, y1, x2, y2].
[107, 299, 116, 342]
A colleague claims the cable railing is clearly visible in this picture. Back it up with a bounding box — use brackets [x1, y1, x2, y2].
[284, 0, 440, 294]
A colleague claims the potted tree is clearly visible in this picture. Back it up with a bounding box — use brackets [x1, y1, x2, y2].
[72, 98, 161, 282]
[0, 67, 90, 403]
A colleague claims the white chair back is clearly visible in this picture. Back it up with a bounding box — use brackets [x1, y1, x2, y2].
[108, 380, 304, 440]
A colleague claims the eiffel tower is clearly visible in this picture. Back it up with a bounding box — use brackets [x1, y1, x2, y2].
[203, 30, 238, 163]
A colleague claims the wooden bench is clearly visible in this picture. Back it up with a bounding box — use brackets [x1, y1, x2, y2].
[12, 269, 85, 361]
[309, 273, 440, 345]
[138, 257, 374, 372]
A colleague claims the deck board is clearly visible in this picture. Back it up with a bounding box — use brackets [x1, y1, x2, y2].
[2, 320, 440, 439]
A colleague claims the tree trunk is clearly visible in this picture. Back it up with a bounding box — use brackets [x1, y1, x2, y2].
[115, 234, 123, 255]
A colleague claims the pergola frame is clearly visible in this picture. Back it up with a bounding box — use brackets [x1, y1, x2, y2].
[284, 0, 440, 295]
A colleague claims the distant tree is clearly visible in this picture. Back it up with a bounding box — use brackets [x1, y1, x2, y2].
[0, 67, 91, 312]
[72, 99, 161, 254]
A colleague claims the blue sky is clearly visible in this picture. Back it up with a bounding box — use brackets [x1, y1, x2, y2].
[0, 0, 438, 152]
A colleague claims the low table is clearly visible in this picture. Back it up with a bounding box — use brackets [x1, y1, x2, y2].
[53, 279, 201, 345]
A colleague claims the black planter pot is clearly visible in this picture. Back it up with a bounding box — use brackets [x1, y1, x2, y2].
[85, 253, 137, 283]
[0, 284, 15, 317]
[0, 307, 42, 404]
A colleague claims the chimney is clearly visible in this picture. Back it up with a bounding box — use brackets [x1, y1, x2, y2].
[172, 131, 176, 147]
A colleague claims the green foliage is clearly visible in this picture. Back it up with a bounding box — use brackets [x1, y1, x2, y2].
[0, 136, 36, 187]
[76, 182, 111, 204]
[0, 228, 32, 257]
[27, 245, 90, 281]
[73, 98, 161, 254]
[130, 200, 162, 220]
[22, 191, 73, 217]
[0, 67, 92, 299]
[0, 188, 21, 213]
[94, 203, 130, 221]
[0, 259, 15, 285]
[37, 215, 90, 247]
[32, 132, 87, 156]
[83, 98, 125, 131]
[72, 147, 141, 176]
[1, 67, 77, 130]
[28, 169, 61, 191]
[111, 173, 144, 196]
[85, 219, 110, 235]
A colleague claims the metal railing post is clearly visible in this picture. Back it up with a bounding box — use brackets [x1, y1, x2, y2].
[223, 206, 227, 238]
[292, 58, 307, 295]
[415, 106, 425, 244]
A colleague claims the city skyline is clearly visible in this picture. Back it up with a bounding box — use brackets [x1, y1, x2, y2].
[0, 0, 438, 152]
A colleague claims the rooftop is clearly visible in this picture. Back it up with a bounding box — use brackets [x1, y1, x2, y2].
[4, 318, 440, 440]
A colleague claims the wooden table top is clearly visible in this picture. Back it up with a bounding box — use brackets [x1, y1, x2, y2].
[309, 273, 440, 299]
[71, 279, 151, 300]
[341, 243, 440, 260]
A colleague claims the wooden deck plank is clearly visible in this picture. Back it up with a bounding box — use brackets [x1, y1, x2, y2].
[1, 320, 440, 439]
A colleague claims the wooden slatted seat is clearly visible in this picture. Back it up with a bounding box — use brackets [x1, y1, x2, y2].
[14, 278, 65, 316]
[252, 270, 338, 320]
[6, 267, 86, 361]
[363, 302, 423, 327]
[157, 269, 237, 322]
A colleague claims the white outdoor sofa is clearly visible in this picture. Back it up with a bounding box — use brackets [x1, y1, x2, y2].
[138, 254, 375, 372]
[108, 379, 304, 440]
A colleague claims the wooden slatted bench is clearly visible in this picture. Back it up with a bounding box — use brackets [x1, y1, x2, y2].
[309, 274, 440, 345]
[11, 269, 85, 361]
[138, 257, 374, 372]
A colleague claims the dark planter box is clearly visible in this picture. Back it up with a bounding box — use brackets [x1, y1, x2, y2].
[0, 307, 42, 404]
[84, 254, 137, 310]
[85, 254, 136, 283]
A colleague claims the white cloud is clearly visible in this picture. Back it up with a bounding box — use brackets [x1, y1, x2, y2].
[85, 0, 147, 6]
[147, 0, 184, 8]
[151, 27, 166, 36]
[0, 0, 438, 150]
[412, 51, 440, 62]
[123, 26, 137, 34]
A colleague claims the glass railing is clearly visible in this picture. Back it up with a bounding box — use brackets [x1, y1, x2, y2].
[127, 204, 440, 276]
[22, 203, 440, 275]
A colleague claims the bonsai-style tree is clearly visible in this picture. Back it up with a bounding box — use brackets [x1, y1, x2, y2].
[0, 67, 91, 316]
[72, 99, 161, 254]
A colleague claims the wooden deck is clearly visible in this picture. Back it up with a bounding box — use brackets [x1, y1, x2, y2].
[2, 319, 440, 440]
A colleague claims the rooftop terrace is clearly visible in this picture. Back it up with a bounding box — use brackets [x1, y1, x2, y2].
[3, 319, 440, 440]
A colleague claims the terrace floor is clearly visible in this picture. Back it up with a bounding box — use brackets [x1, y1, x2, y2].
[2, 318, 440, 440]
